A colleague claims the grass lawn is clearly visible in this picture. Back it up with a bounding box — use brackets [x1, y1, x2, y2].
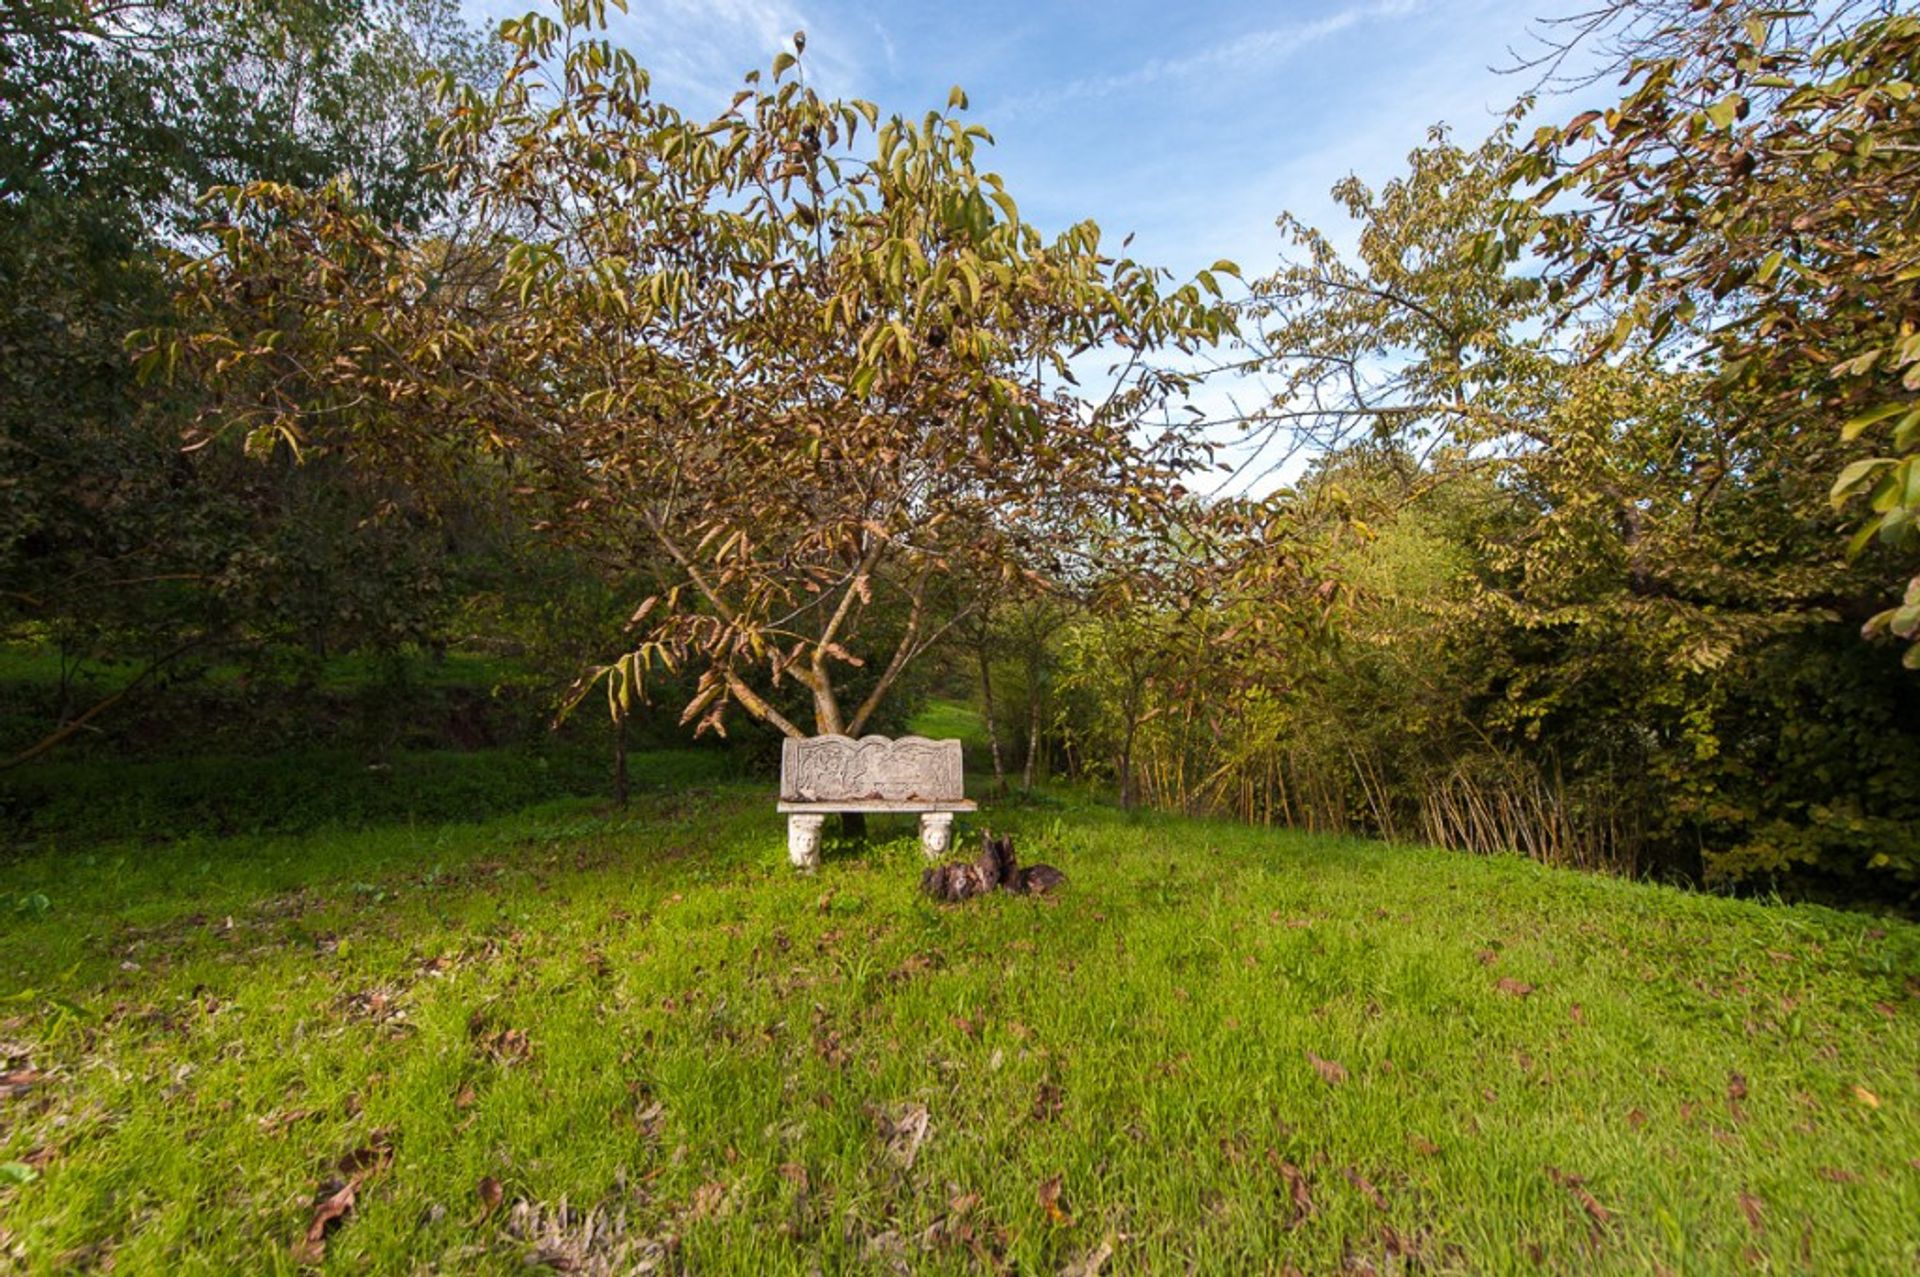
[2, 756, 1918, 1273]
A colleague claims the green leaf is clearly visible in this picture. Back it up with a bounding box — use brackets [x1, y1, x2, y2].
[0, 1163, 35, 1187]
[1841, 402, 1909, 442]
[1892, 407, 1920, 452]
[772, 51, 797, 78]
[1831, 458, 1889, 508]
[1846, 518, 1881, 561]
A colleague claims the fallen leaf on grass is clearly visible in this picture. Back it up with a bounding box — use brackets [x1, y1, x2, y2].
[0, 1069, 40, 1098]
[1379, 1223, 1426, 1261]
[1853, 1085, 1880, 1109]
[454, 1086, 478, 1111]
[873, 1103, 931, 1170]
[1476, 949, 1499, 966]
[1345, 1168, 1388, 1210]
[1544, 1166, 1610, 1228]
[1738, 1189, 1764, 1234]
[1032, 1081, 1064, 1123]
[1409, 1135, 1441, 1157]
[1727, 1073, 1748, 1102]
[778, 1162, 809, 1191]
[294, 1179, 357, 1266]
[476, 1175, 503, 1220]
[479, 1028, 532, 1064]
[1816, 1166, 1859, 1183]
[1036, 1173, 1072, 1226]
[690, 1180, 727, 1219]
[1306, 1051, 1348, 1085]
[1059, 1238, 1113, 1276]
[1271, 1157, 1313, 1227]
[1495, 978, 1534, 998]
[337, 1130, 394, 1178]
[259, 1107, 318, 1136]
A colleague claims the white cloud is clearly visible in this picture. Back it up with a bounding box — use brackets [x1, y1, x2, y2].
[1005, 0, 1426, 114]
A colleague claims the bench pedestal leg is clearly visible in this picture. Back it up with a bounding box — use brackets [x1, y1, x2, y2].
[787, 814, 825, 871]
[920, 812, 955, 859]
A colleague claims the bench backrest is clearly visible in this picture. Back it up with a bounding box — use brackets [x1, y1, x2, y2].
[780, 734, 965, 803]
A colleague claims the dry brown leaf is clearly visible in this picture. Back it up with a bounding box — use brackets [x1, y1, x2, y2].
[1274, 1158, 1313, 1226]
[1495, 978, 1534, 998]
[875, 1103, 931, 1169]
[1032, 1081, 1064, 1123]
[336, 1130, 394, 1179]
[1853, 1085, 1880, 1109]
[1544, 1166, 1611, 1228]
[1059, 1238, 1114, 1276]
[777, 1162, 809, 1191]
[294, 1179, 357, 1266]
[1816, 1166, 1859, 1183]
[1476, 949, 1499, 966]
[1409, 1135, 1441, 1157]
[690, 1180, 727, 1219]
[1036, 1173, 1072, 1226]
[1306, 1051, 1348, 1085]
[1727, 1072, 1748, 1102]
[476, 1175, 504, 1219]
[259, 1107, 318, 1136]
[454, 1085, 478, 1111]
[1738, 1189, 1764, 1234]
[1345, 1167, 1387, 1211]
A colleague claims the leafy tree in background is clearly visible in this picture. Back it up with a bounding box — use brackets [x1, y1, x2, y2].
[162, 2, 1236, 743]
[0, 0, 491, 764]
[1220, 119, 1920, 896]
[1505, 0, 1920, 662]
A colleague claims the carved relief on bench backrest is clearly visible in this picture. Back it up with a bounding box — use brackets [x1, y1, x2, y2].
[780, 735, 965, 802]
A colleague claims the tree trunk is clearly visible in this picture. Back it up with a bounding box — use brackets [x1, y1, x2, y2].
[978, 642, 1007, 795]
[808, 673, 863, 837]
[1022, 653, 1044, 791]
[1119, 717, 1138, 811]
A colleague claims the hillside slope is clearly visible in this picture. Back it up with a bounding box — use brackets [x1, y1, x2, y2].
[1, 762, 1916, 1273]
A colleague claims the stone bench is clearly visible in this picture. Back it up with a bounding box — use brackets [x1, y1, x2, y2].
[778, 734, 976, 870]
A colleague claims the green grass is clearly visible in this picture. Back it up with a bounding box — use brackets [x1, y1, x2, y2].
[2, 760, 1918, 1273]
[1, 745, 734, 848]
[906, 697, 993, 754]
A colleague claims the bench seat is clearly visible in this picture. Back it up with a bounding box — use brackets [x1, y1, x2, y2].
[777, 800, 976, 814]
